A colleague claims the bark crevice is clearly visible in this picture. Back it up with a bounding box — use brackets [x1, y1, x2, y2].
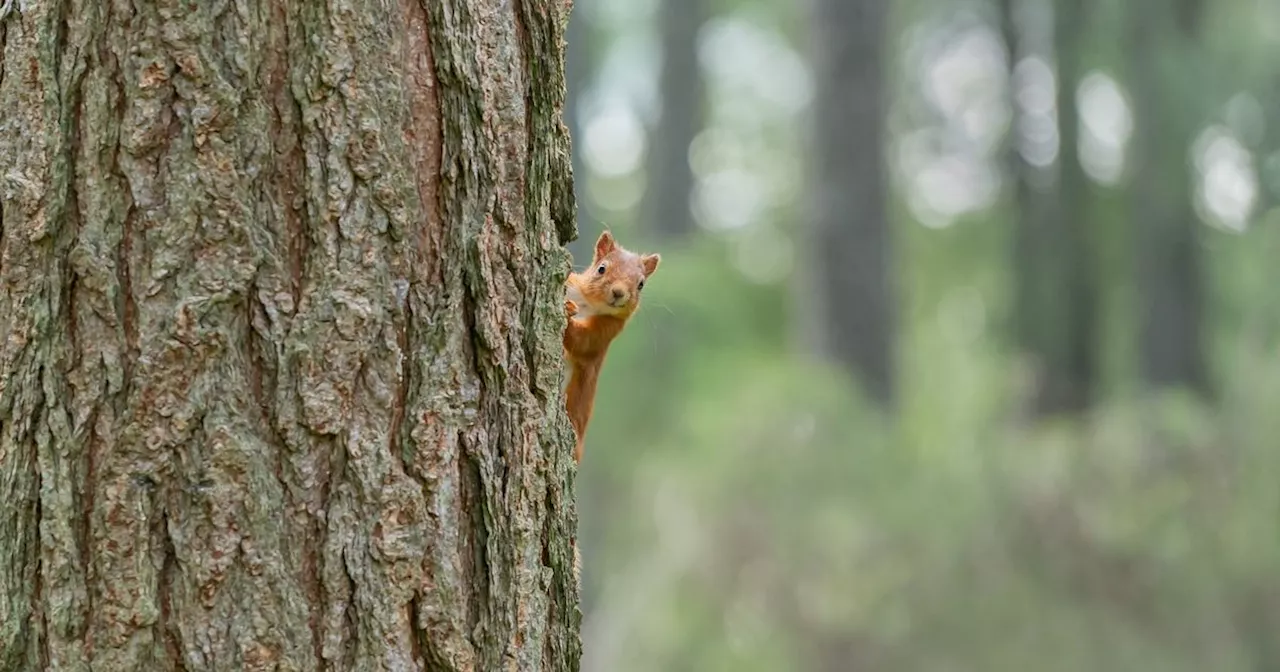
[2, 0, 581, 668]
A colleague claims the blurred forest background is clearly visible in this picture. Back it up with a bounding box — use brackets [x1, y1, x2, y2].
[564, 0, 1280, 669]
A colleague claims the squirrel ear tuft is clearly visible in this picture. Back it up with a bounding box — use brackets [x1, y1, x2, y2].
[594, 231, 616, 261]
[641, 253, 661, 277]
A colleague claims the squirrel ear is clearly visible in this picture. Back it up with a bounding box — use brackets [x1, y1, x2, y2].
[641, 253, 660, 277]
[594, 231, 616, 261]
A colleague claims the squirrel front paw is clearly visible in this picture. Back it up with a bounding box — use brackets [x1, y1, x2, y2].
[565, 299, 579, 318]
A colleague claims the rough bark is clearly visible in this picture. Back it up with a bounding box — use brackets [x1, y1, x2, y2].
[1127, 0, 1210, 395]
[809, 0, 895, 406]
[0, 0, 582, 669]
[641, 0, 704, 240]
[1004, 0, 1098, 415]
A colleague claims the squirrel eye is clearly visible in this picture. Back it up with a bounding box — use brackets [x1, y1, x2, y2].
[638, 280, 645, 291]
[596, 264, 606, 275]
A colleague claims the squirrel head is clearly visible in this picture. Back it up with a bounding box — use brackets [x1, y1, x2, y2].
[574, 231, 660, 318]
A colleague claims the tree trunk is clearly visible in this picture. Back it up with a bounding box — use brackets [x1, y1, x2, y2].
[564, 4, 598, 263]
[642, 0, 705, 240]
[1003, 0, 1098, 416]
[809, 0, 895, 407]
[1046, 0, 1097, 412]
[0, 0, 582, 669]
[1127, 0, 1210, 395]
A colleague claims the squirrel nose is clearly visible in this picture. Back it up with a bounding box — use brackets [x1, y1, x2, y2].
[611, 287, 625, 301]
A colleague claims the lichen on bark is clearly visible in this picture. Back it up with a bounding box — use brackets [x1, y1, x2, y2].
[0, 0, 582, 669]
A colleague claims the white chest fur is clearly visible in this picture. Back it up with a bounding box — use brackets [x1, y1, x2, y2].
[565, 283, 603, 318]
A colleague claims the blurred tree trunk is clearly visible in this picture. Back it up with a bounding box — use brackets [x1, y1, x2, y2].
[1127, 0, 1211, 395]
[642, 0, 706, 239]
[1003, 0, 1098, 415]
[1267, 72, 1280, 213]
[566, 3, 600, 263]
[809, 0, 895, 406]
[0, 0, 581, 669]
[637, 0, 705, 411]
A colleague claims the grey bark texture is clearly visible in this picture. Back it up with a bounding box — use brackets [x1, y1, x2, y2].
[0, 0, 583, 669]
[809, 0, 895, 407]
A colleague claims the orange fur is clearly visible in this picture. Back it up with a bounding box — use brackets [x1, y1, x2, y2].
[563, 231, 660, 462]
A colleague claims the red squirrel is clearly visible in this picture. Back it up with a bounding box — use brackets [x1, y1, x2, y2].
[563, 231, 660, 462]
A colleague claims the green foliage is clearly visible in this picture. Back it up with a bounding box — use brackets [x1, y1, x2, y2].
[577, 220, 1280, 669]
